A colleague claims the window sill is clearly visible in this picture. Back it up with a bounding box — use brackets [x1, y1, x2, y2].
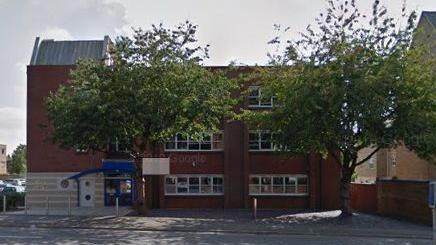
[164, 149, 224, 153]
[164, 193, 224, 196]
[249, 193, 308, 197]
[248, 149, 276, 152]
[247, 105, 273, 109]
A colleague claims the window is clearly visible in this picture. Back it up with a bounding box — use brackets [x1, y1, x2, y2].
[248, 86, 276, 108]
[391, 150, 397, 167]
[165, 132, 223, 151]
[108, 138, 130, 153]
[249, 175, 308, 195]
[1, 149, 4, 155]
[249, 130, 274, 151]
[368, 155, 376, 169]
[165, 175, 224, 195]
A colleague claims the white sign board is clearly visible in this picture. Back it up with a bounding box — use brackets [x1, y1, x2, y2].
[142, 158, 170, 175]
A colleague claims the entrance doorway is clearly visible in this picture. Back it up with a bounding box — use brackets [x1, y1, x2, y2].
[104, 174, 133, 206]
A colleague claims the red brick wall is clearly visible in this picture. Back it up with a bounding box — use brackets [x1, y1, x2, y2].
[163, 196, 224, 209]
[350, 183, 377, 213]
[249, 196, 308, 209]
[377, 180, 431, 224]
[27, 65, 105, 172]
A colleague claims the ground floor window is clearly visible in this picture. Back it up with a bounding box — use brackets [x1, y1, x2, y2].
[165, 175, 224, 195]
[249, 175, 308, 196]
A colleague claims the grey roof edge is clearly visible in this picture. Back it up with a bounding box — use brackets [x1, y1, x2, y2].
[30, 37, 40, 65]
[29, 36, 111, 66]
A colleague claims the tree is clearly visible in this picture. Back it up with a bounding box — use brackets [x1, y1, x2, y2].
[8, 144, 27, 175]
[246, 0, 436, 215]
[46, 22, 239, 213]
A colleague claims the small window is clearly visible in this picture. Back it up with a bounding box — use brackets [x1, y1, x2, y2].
[108, 138, 130, 153]
[248, 86, 276, 108]
[248, 130, 274, 151]
[368, 155, 376, 169]
[391, 150, 397, 167]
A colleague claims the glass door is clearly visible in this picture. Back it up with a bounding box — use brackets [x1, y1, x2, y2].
[104, 178, 133, 206]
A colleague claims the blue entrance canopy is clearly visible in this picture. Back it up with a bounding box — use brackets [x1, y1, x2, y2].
[67, 160, 135, 180]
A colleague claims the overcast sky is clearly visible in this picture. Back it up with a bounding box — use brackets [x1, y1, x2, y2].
[0, 0, 435, 154]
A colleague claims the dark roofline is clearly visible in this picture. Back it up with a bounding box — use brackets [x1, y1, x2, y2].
[420, 11, 436, 29]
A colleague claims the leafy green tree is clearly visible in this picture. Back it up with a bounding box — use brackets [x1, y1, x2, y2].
[246, 0, 436, 215]
[8, 144, 27, 175]
[46, 22, 239, 213]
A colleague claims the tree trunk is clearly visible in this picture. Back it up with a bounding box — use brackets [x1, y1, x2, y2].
[340, 166, 353, 216]
[133, 157, 146, 215]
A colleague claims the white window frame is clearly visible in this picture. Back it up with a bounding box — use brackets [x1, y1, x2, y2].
[248, 130, 275, 151]
[164, 132, 224, 152]
[165, 175, 224, 196]
[107, 138, 130, 153]
[249, 175, 309, 196]
[248, 86, 276, 108]
[368, 155, 376, 169]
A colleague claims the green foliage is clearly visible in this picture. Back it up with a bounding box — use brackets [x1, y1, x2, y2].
[7, 144, 26, 174]
[246, 0, 436, 172]
[45, 22, 239, 156]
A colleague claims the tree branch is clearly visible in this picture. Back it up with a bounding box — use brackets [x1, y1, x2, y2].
[355, 146, 381, 167]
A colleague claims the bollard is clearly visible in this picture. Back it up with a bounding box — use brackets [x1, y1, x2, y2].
[253, 197, 257, 220]
[24, 195, 27, 215]
[433, 209, 436, 245]
[68, 194, 71, 216]
[46, 196, 49, 215]
[116, 197, 119, 217]
[3, 195, 6, 213]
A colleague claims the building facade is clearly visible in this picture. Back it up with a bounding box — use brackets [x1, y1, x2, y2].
[27, 36, 341, 210]
[0, 144, 6, 175]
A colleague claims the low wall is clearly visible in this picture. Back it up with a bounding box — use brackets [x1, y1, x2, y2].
[377, 179, 431, 224]
[350, 183, 377, 213]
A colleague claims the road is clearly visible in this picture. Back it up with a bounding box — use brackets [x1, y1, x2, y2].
[0, 227, 430, 245]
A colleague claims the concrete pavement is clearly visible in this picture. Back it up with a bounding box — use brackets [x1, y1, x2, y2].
[0, 210, 432, 241]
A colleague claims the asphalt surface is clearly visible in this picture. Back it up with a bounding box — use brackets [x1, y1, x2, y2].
[0, 226, 431, 245]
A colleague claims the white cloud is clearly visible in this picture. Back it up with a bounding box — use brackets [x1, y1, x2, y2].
[40, 27, 73, 40]
[0, 107, 26, 155]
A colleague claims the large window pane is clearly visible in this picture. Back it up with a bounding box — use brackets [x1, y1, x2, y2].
[249, 175, 308, 195]
[200, 177, 212, 193]
[177, 177, 188, 193]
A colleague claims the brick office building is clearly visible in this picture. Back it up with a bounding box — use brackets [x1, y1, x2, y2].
[26, 36, 341, 210]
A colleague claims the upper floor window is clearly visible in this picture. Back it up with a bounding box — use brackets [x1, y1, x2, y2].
[165, 132, 224, 151]
[248, 86, 276, 108]
[368, 155, 376, 169]
[108, 138, 130, 153]
[249, 175, 308, 196]
[249, 130, 275, 151]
